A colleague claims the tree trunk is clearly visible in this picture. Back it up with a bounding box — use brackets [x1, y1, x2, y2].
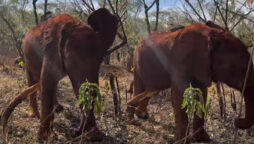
[0, 16, 24, 61]
[33, 0, 38, 25]
[109, 75, 121, 116]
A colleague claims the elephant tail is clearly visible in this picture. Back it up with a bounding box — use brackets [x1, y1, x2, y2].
[1, 83, 40, 134]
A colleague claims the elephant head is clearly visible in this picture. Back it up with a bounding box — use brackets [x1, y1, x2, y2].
[87, 8, 118, 50]
[209, 30, 254, 129]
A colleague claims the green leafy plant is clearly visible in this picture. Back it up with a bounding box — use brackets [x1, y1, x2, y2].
[182, 84, 211, 119]
[181, 84, 211, 143]
[78, 81, 105, 117]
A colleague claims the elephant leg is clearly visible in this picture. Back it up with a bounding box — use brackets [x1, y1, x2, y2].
[132, 73, 150, 119]
[171, 84, 189, 144]
[135, 98, 150, 119]
[38, 61, 60, 140]
[191, 79, 210, 142]
[26, 70, 40, 118]
[127, 90, 158, 123]
[65, 65, 102, 140]
[73, 111, 85, 136]
[74, 91, 102, 140]
[54, 89, 64, 113]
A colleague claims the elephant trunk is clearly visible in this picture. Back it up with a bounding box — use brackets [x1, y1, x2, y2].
[235, 68, 254, 129]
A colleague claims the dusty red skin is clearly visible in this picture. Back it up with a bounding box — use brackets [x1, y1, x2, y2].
[127, 24, 254, 143]
[22, 8, 118, 140]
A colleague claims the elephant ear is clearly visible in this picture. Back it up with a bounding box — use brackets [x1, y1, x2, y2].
[87, 8, 117, 33]
[87, 8, 118, 48]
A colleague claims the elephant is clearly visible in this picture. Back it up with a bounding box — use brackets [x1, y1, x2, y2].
[19, 8, 118, 140]
[126, 23, 254, 143]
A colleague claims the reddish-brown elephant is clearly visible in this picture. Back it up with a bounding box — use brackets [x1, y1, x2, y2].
[127, 24, 254, 143]
[15, 8, 118, 140]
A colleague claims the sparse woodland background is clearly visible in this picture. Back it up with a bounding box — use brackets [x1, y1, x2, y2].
[0, 0, 254, 143]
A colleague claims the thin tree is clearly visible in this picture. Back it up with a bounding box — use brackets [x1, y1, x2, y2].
[142, 0, 160, 34]
[32, 0, 38, 25]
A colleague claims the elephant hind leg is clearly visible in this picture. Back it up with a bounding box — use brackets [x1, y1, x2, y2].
[38, 59, 62, 140]
[191, 79, 210, 142]
[127, 90, 158, 123]
[135, 98, 150, 119]
[132, 73, 151, 119]
[26, 70, 40, 118]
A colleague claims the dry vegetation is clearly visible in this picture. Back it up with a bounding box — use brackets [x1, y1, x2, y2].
[0, 56, 254, 144]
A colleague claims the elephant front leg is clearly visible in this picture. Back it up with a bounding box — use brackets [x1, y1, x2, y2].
[82, 109, 103, 141]
[171, 85, 189, 144]
[73, 104, 102, 141]
[191, 79, 210, 142]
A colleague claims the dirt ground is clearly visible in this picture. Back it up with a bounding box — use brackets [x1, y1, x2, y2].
[0, 57, 254, 144]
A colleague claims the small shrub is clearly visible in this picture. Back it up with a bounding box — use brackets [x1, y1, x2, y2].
[182, 84, 211, 119]
[78, 81, 104, 117]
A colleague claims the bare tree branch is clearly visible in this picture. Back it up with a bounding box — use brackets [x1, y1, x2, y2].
[106, 0, 128, 54]
[181, 6, 197, 24]
[116, 0, 119, 14]
[142, 0, 159, 34]
[44, 0, 48, 17]
[145, 0, 157, 11]
[213, 0, 228, 29]
[225, 10, 254, 23]
[213, 6, 218, 21]
[89, 0, 95, 10]
[197, 0, 207, 21]
[229, 9, 254, 31]
[231, 1, 247, 22]
[81, 0, 95, 12]
[185, 0, 206, 22]
[225, 0, 229, 28]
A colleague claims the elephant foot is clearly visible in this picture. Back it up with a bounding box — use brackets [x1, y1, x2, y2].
[174, 134, 191, 144]
[85, 128, 104, 141]
[55, 104, 64, 113]
[234, 118, 252, 129]
[28, 108, 40, 119]
[135, 109, 149, 120]
[71, 127, 82, 137]
[126, 105, 135, 122]
[72, 127, 103, 141]
[192, 128, 210, 142]
[37, 126, 51, 142]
